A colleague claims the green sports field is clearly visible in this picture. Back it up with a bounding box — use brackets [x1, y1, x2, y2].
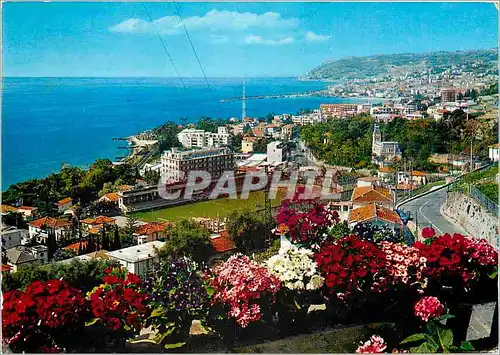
[133, 191, 285, 223]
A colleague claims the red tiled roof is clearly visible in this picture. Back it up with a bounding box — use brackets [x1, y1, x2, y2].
[358, 177, 380, 182]
[378, 166, 395, 173]
[1, 205, 18, 214]
[17, 206, 37, 211]
[29, 216, 72, 229]
[64, 241, 87, 252]
[117, 185, 134, 192]
[411, 170, 426, 176]
[100, 192, 120, 202]
[88, 227, 101, 234]
[55, 197, 73, 206]
[351, 186, 392, 203]
[81, 216, 116, 225]
[210, 231, 236, 253]
[348, 203, 402, 225]
[243, 136, 258, 142]
[135, 222, 170, 236]
[2, 264, 12, 272]
[395, 183, 417, 191]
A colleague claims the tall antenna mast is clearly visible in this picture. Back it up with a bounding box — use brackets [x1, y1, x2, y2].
[242, 78, 247, 121]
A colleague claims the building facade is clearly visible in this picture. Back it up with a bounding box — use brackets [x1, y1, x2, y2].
[441, 88, 456, 103]
[6, 245, 48, 272]
[106, 241, 165, 276]
[241, 137, 256, 153]
[489, 143, 500, 162]
[372, 125, 402, 161]
[177, 127, 232, 149]
[28, 217, 72, 243]
[267, 141, 288, 165]
[1, 226, 29, 248]
[320, 104, 361, 119]
[161, 147, 234, 182]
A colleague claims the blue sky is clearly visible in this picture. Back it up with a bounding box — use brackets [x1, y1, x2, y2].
[2, 2, 498, 77]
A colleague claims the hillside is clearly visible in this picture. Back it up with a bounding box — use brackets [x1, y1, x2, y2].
[303, 48, 498, 80]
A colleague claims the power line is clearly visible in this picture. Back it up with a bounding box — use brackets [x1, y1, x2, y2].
[140, 3, 187, 89]
[172, 1, 219, 106]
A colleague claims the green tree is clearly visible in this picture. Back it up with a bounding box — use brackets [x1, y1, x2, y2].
[112, 225, 122, 250]
[143, 170, 161, 185]
[47, 228, 57, 260]
[265, 112, 275, 123]
[53, 248, 76, 261]
[253, 137, 270, 153]
[226, 210, 267, 253]
[2, 259, 119, 293]
[158, 219, 213, 263]
[101, 226, 110, 251]
[2, 212, 27, 229]
[231, 133, 244, 152]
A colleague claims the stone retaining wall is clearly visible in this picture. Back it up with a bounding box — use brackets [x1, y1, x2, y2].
[442, 192, 498, 246]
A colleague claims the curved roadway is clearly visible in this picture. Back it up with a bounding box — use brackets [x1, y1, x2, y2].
[398, 187, 467, 235]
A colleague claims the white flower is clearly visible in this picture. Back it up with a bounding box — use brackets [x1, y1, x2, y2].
[266, 245, 324, 291]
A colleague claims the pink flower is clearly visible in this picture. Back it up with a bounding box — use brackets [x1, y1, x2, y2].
[421, 227, 435, 239]
[414, 296, 444, 322]
[356, 335, 387, 353]
[211, 254, 281, 328]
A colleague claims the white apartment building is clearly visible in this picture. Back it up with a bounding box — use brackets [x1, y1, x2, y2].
[1, 226, 29, 248]
[489, 143, 500, 162]
[106, 241, 165, 276]
[291, 110, 324, 126]
[267, 141, 288, 165]
[177, 127, 232, 148]
[161, 147, 234, 181]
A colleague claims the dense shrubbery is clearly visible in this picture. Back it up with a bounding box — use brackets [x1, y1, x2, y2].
[2, 259, 119, 293]
[300, 115, 373, 168]
[2, 160, 138, 209]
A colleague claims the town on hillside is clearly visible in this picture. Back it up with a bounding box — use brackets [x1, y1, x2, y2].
[3, 79, 498, 274]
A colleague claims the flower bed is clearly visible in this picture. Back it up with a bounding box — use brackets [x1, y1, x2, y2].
[2, 204, 498, 353]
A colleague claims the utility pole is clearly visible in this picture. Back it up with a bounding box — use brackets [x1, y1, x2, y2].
[414, 208, 418, 240]
[263, 165, 272, 249]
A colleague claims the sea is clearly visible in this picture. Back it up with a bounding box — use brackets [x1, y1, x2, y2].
[2, 77, 360, 189]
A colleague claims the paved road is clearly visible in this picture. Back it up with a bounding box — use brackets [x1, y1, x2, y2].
[399, 187, 467, 235]
[296, 139, 322, 167]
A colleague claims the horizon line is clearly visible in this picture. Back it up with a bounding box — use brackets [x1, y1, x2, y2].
[2, 75, 306, 79]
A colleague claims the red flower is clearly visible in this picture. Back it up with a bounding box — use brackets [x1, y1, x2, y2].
[125, 272, 141, 286]
[2, 279, 87, 353]
[414, 296, 444, 322]
[103, 274, 122, 285]
[356, 335, 387, 353]
[314, 235, 388, 299]
[414, 233, 498, 289]
[106, 317, 121, 330]
[86, 268, 147, 335]
[421, 227, 436, 239]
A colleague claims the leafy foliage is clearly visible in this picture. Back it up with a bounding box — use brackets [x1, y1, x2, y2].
[158, 219, 214, 263]
[2, 259, 119, 293]
[300, 115, 373, 168]
[226, 210, 268, 253]
[2, 160, 138, 206]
